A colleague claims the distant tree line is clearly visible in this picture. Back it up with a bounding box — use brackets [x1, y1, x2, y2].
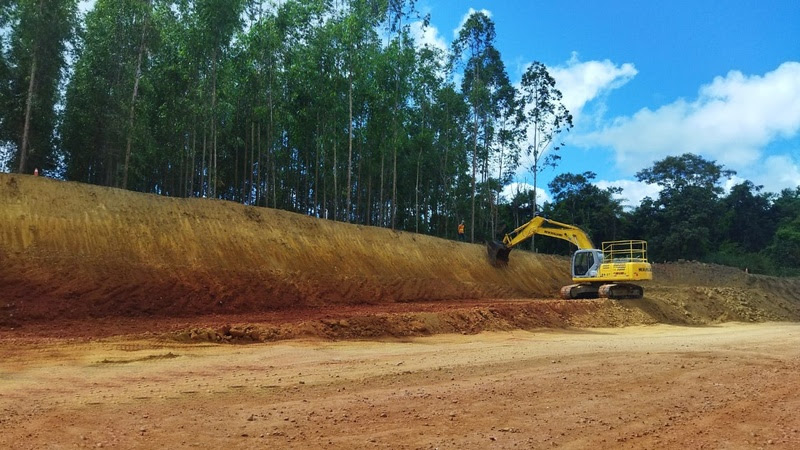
[523, 154, 800, 277]
[0, 1, 797, 275]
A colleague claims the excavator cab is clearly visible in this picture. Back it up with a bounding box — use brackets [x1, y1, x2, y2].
[571, 249, 603, 278]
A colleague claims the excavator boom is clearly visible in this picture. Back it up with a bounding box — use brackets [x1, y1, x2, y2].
[488, 216, 594, 265]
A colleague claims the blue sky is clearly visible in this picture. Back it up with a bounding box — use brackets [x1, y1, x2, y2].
[413, 0, 800, 207]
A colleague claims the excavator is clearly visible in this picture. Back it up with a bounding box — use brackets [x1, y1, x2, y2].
[487, 215, 652, 299]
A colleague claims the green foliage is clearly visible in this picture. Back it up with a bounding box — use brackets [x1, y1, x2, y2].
[2, 0, 77, 174]
[719, 181, 775, 252]
[629, 155, 798, 275]
[61, 0, 156, 186]
[768, 188, 800, 270]
[633, 153, 734, 262]
[635, 152, 735, 194]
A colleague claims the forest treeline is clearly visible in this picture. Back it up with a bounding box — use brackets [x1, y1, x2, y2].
[0, 0, 798, 276]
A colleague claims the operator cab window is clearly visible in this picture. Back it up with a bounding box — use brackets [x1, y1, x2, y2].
[573, 251, 594, 277]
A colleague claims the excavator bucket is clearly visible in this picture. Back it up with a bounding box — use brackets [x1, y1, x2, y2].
[487, 240, 511, 266]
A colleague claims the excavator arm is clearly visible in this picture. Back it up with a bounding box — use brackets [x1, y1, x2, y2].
[488, 216, 595, 265]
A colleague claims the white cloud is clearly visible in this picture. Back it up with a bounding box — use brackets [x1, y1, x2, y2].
[757, 154, 800, 193]
[500, 182, 551, 207]
[409, 20, 448, 54]
[453, 8, 492, 38]
[576, 61, 800, 172]
[548, 52, 637, 124]
[595, 179, 662, 208]
[721, 174, 747, 193]
[78, 0, 95, 14]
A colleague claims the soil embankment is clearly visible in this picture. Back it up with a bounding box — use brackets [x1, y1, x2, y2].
[1, 173, 799, 340]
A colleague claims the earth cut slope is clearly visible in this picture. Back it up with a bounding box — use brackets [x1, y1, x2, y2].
[1, 173, 799, 336]
[1, 174, 565, 323]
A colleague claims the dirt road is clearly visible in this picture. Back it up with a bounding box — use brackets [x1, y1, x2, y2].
[2, 322, 798, 449]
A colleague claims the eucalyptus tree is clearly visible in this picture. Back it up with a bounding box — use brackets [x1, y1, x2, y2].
[379, 0, 419, 229]
[430, 83, 470, 237]
[329, 0, 387, 222]
[451, 11, 509, 242]
[192, 0, 247, 198]
[407, 44, 445, 233]
[251, 0, 328, 210]
[139, 1, 199, 195]
[229, 3, 284, 205]
[489, 80, 522, 236]
[0, 0, 13, 160]
[61, 0, 156, 187]
[4, 0, 77, 175]
[362, 35, 399, 226]
[519, 61, 573, 216]
[284, 3, 345, 216]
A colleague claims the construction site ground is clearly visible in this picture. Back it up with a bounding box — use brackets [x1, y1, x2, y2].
[2, 174, 800, 449]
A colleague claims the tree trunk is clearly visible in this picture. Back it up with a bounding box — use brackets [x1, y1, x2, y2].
[469, 60, 481, 244]
[346, 73, 353, 222]
[257, 121, 262, 205]
[314, 114, 320, 216]
[366, 171, 372, 226]
[392, 127, 397, 230]
[356, 135, 362, 223]
[18, 54, 37, 174]
[442, 105, 451, 238]
[333, 138, 338, 220]
[249, 121, 255, 204]
[210, 47, 218, 198]
[190, 123, 196, 196]
[495, 118, 506, 238]
[269, 83, 275, 208]
[415, 146, 422, 233]
[122, 4, 149, 189]
[470, 109, 478, 243]
[202, 125, 207, 197]
[379, 147, 385, 226]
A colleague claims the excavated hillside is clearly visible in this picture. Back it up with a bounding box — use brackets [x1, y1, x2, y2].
[1, 173, 799, 340]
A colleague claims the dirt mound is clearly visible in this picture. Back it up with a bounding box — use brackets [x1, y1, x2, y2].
[1, 173, 799, 339]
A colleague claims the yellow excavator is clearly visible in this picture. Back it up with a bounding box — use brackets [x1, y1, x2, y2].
[487, 215, 652, 299]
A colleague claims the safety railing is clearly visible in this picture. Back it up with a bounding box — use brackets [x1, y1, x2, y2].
[602, 240, 648, 262]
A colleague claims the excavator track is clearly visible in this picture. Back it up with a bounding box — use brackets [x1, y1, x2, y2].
[598, 283, 644, 299]
[560, 284, 600, 299]
[560, 283, 644, 300]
